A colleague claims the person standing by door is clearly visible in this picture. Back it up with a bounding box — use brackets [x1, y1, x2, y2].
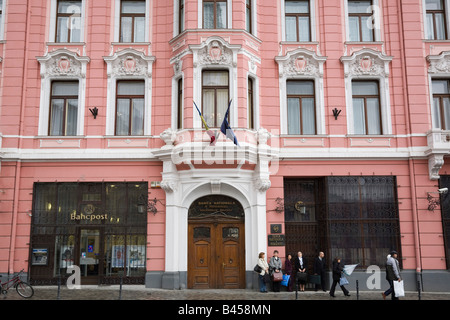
[313, 251, 327, 292]
[284, 254, 294, 292]
[294, 251, 307, 292]
[257, 252, 269, 293]
[269, 250, 282, 292]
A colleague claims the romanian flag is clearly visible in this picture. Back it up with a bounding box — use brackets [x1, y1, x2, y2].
[194, 101, 218, 146]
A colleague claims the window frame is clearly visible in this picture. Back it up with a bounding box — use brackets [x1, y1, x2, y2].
[177, 78, 183, 129]
[431, 79, 450, 130]
[248, 77, 254, 129]
[286, 80, 317, 135]
[246, 0, 252, 34]
[285, 0, 311, 42]
[347, 0, 375, 42]
[351, 80, 383, 135]
[425, 0, 449, 40]
[54, 0, 83, 43]
[201, 70, 230, 128]
[48, 80, 79, 136]
[115, 80, 146, 136]
[119, 0, 146, 43]
[202, 0, 228, 29]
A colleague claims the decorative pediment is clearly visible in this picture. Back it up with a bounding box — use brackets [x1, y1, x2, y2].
[37, 48, 90, 78]
[340, 48, 392, 78]
[275, 48, 327, 78]
[103, 48, 156, 78]
[427, 51, 450, 74]
[190, 36, 241, 68]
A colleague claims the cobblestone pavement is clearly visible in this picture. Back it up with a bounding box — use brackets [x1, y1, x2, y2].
[2, 285, 450, 300]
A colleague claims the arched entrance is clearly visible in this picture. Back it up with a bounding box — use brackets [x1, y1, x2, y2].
[187, 195, 245, 289]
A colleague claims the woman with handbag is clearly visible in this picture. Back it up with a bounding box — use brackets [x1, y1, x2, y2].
[294, 251, 308, 292]
[329, 257, 351, 297]
[257, 252, 269, 293]
[269, 250, 283, 292]
[284, 254, 294, 292]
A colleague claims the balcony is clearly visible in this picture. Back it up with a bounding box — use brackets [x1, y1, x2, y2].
[426, 129, 450, 180]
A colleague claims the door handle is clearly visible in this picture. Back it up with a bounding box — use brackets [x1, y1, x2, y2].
[222, 262, 226, 268]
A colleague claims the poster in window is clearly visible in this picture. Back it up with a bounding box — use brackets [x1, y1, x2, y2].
[32, 248, 48, 266]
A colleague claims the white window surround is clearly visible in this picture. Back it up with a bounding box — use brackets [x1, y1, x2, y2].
[113, 0, 151, 43]
[340, 48, 393, 135]
[0, 0, 7, 41]
[343, 0, 383, 42]
[37, 48, 90, 136]
[173, 0, 183, 38]
[275, 48, 327, 135]
[103, 48, 156, 136]
[48, 0, 87, 43]
[247, 73, 260, 130]
[198, 0, 233, 29]
[247, 0, 258, 37]
[281, 0, 317, 42]
[190, 36, 241, 129]
[422, 0, 450, 40]
[171, 57, 184, 129]
[427, 51, 450, 129]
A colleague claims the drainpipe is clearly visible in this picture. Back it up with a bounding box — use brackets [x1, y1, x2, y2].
[8, 0, 31, 274]
[398, 1, 422, 285]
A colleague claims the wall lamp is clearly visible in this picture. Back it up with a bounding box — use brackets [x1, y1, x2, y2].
[427, 188, 448, 212]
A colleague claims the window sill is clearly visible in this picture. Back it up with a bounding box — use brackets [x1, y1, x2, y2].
[344, 41, 384, 45]
[46, 42, 86, 46]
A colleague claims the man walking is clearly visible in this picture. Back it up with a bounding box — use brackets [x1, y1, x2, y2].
[382, 250, 401, 300]
[313, 251, 327, 292]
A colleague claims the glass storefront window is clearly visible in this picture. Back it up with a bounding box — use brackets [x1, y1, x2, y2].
[30, 182, 148, 284]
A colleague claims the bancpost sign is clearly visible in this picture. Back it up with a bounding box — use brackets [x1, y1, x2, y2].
[70, 212, 108, 221]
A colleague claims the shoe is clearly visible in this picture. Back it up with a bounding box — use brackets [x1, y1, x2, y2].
[345, 294, 351, 297]
[322, 290, 327, 292]
[382, 293, 386, 300]
[330, 294, 336, 297]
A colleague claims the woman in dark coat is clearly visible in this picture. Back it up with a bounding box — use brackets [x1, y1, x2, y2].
[284, 254, 294, 292]
[329, 257, 350, 297]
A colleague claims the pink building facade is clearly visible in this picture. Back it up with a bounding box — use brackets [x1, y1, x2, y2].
[1, 0, 450, 291]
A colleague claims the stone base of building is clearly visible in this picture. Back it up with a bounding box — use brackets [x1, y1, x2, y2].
[144, 270, 450, 292]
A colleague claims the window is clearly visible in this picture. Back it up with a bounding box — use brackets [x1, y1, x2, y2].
[287, 80, 316, 135]
[248, 78, 254, 129]
[120, 0, 146, 42]
[30, 182, 148, 283]
[55, 0, 82, 43]
[285, 0, 311, 42]
[179, 0, 185, 34]
[202, 71, 229, 127]
[116, 81, 145, 136]
[352, 80, 382, 135]
[49, 81, 79, 136]
[426, 0, 448, 40]
[348, 0, 374, 42]
[177, 78, 183, 129]
[326, 176, 401, 268]
[439, 175, 450, 269]
[432, 79, 450, 129]
[203, 0, 227, 29]
[246, 0, 252, 33]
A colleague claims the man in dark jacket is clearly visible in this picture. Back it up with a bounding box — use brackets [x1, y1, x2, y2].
[313, 251, 327, 292]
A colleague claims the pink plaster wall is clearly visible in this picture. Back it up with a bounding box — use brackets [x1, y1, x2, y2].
[0, 0, 449, 274]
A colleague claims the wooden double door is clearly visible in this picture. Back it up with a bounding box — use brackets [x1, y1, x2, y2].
[188, 221, 245, 289]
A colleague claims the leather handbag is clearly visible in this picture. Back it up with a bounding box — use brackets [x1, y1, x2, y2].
[254, 264, 262, 273]
[272, 271, 283, 282]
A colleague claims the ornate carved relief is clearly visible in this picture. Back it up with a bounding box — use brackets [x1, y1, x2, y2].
[275, 48, 327, 78]
[428, 51, 450, 74]
[37, 48, 90, 78]
[104, 48, 155, 78]
[340, 48, 393, 78]
[190, 36, 241, 68]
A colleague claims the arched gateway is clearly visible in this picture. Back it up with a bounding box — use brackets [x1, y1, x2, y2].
[187, 195, 245, 289]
